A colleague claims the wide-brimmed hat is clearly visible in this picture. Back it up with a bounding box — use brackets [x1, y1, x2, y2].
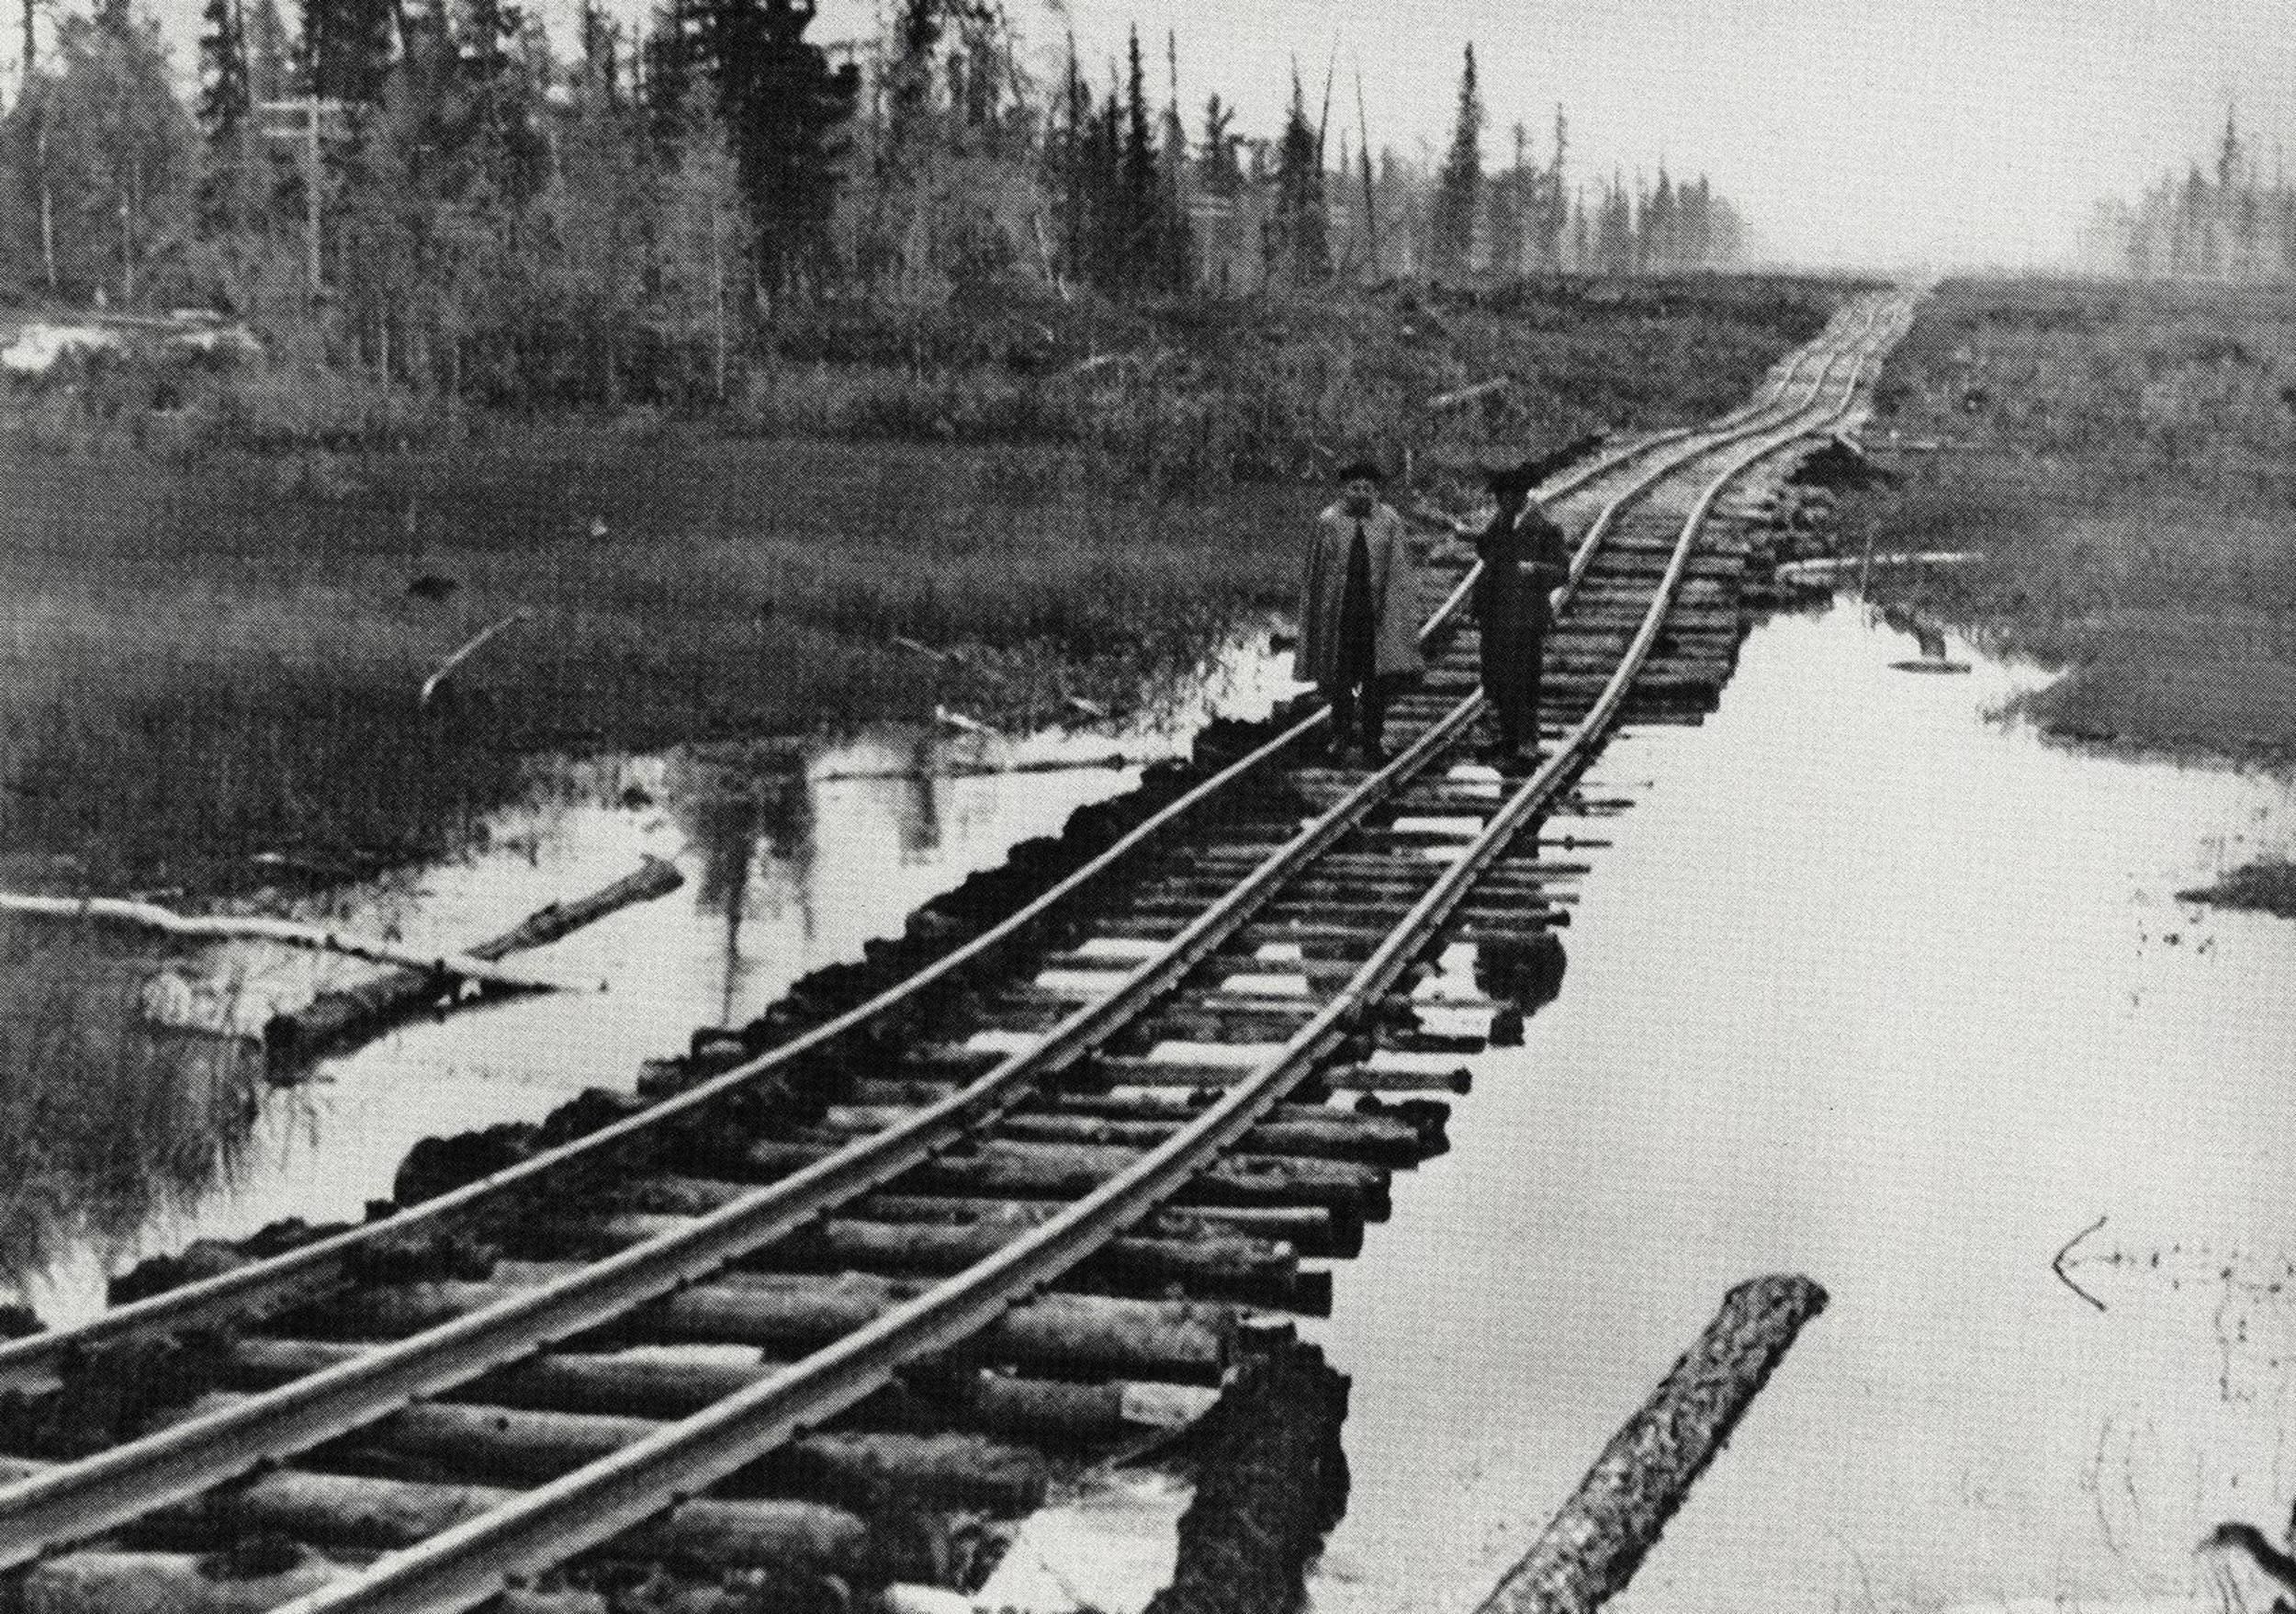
[1477, 449, 1540, 496]
[1335, 458, 1386, 485]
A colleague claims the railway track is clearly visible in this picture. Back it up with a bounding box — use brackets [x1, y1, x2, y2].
[0, 291, 1910, 1614]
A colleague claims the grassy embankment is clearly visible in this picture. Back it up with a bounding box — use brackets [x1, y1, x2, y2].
[1846, 277, 2296, 755]
[0, 275, 1847, 896]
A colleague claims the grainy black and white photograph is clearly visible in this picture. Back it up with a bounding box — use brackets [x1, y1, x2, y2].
[1, 1, 2294, 1611]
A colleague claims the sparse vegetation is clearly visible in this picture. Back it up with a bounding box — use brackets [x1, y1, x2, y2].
[1842, 276, 2296, 757]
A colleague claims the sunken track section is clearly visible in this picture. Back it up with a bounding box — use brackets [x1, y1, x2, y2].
[0, 294, 1910, 1614]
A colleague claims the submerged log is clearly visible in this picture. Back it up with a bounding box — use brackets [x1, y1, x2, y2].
[288, 1270, 1236, 1381]
[264, 856, 683, 1068]
[0, 893, 583, 993]
[1473, 1273, 1830, 1614]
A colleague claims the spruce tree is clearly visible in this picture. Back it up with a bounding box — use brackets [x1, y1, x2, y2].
[1644, 165, 1675, 269]
[1120, 26, 1154, 286]
[1199, 94, 1237, 193]
[195, 0, 255, 232]
[703, 0, 859, 301]
[1428, 42, 1481, 277]
[1267, 66, 1326, 285]
[244, 0, 289, 100]
[197, 0, 251, 141]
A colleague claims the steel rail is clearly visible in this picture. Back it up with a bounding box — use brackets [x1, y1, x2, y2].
[0, 308, 1886, 1572]
[251, 299, 1911, 1614]
[0, 300, 1875, 1402]
[1415, 297, 1883, 651]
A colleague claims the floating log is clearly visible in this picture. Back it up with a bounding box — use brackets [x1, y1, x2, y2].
[264, 856, 683, 1068]
[1473, 1274, 1830, 1614]
[290, 1270, 1237, 1382]
[0, 893, 587, 994]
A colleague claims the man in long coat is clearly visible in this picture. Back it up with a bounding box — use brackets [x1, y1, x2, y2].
[1296, 460, 1424, 763]
[1473, 458, 1572, 770]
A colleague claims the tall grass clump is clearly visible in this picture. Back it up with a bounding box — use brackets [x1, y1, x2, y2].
[0, 921, 267, 1284]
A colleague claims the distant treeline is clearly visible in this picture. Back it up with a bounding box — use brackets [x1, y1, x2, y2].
[0, 0, 1752, 408]
[2085, 110, 2296, 282]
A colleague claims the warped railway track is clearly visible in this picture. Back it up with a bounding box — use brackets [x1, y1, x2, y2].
[0, 291, 1910, 1614]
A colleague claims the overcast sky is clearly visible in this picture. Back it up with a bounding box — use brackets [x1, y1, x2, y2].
[97, 0, 2296, 269]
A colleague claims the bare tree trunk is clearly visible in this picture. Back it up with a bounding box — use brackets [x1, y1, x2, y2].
[304, 94, 322, 299]
[710, 186, 727, 403]
[36, 114, 56, 293]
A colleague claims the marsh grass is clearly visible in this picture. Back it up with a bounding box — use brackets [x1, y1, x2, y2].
[1847, 277, 2296, 754]
[0, 920, 269, 1282]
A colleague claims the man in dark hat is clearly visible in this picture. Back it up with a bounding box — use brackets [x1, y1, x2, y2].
[1470, 453, 1572, 770]
[1295, 459, 1424, 763]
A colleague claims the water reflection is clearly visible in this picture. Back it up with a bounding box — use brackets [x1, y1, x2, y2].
[1309, 601, 2296, 1614]
[0, 921, 286, 1282]
[8, 626, 1301, 1321]
[1474, 932, 1570, 1022]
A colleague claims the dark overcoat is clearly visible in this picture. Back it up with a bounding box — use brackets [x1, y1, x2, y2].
[1294, 502, 1425, 687]
[1474, 501, 1571, 710]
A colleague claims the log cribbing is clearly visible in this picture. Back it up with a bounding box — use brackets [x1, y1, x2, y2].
[215, 1338, 1154, 1443]
[1472, 1273, 1830, 1614]
[283, 1270, 1239, 1382]
[264, 856, 684, 1069]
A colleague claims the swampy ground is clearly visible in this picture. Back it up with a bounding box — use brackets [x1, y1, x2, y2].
[0, 275, 1847, 897]
[1843, 276, 2296, 763]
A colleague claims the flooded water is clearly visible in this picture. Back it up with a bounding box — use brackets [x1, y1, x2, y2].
[1308, 601, 2296, 1614]
[13, 635, 1299, 1322]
